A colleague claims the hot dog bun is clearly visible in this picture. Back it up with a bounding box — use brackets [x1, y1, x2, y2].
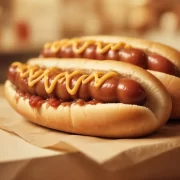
[78, 36, 180, 119]
[5, 58, 172, 138]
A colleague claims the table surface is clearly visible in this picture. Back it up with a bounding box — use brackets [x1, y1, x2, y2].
[0, 85, 60, 163]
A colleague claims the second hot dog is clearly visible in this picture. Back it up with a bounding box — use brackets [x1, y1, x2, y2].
[40, 36, 180, 119]
[40, 38, 179, 76]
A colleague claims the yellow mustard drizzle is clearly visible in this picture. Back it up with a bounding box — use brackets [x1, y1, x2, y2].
[43, 38, 130, 54]
[12, 62, 118, 95]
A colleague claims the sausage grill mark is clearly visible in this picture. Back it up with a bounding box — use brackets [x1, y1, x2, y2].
[41, 39, 178, 76]
[8, 62, 146, 106]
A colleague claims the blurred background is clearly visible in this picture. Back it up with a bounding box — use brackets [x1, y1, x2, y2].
[0, 0, 180, 83]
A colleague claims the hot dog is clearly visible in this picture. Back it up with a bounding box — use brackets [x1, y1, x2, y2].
[5, 59, 172, 138]
[8, 62, 146, 105]
[40, 36, 180, 119]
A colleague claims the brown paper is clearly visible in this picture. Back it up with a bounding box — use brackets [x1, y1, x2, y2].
[1, 96, 180, 172]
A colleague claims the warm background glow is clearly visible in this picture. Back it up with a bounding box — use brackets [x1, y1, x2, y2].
[0, 0, 180, 82]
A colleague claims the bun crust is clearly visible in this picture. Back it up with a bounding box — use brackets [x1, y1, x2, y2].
[81, 35, 180, 118]
[148, 70, 180, 119]
[5, 59, 172, 138]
